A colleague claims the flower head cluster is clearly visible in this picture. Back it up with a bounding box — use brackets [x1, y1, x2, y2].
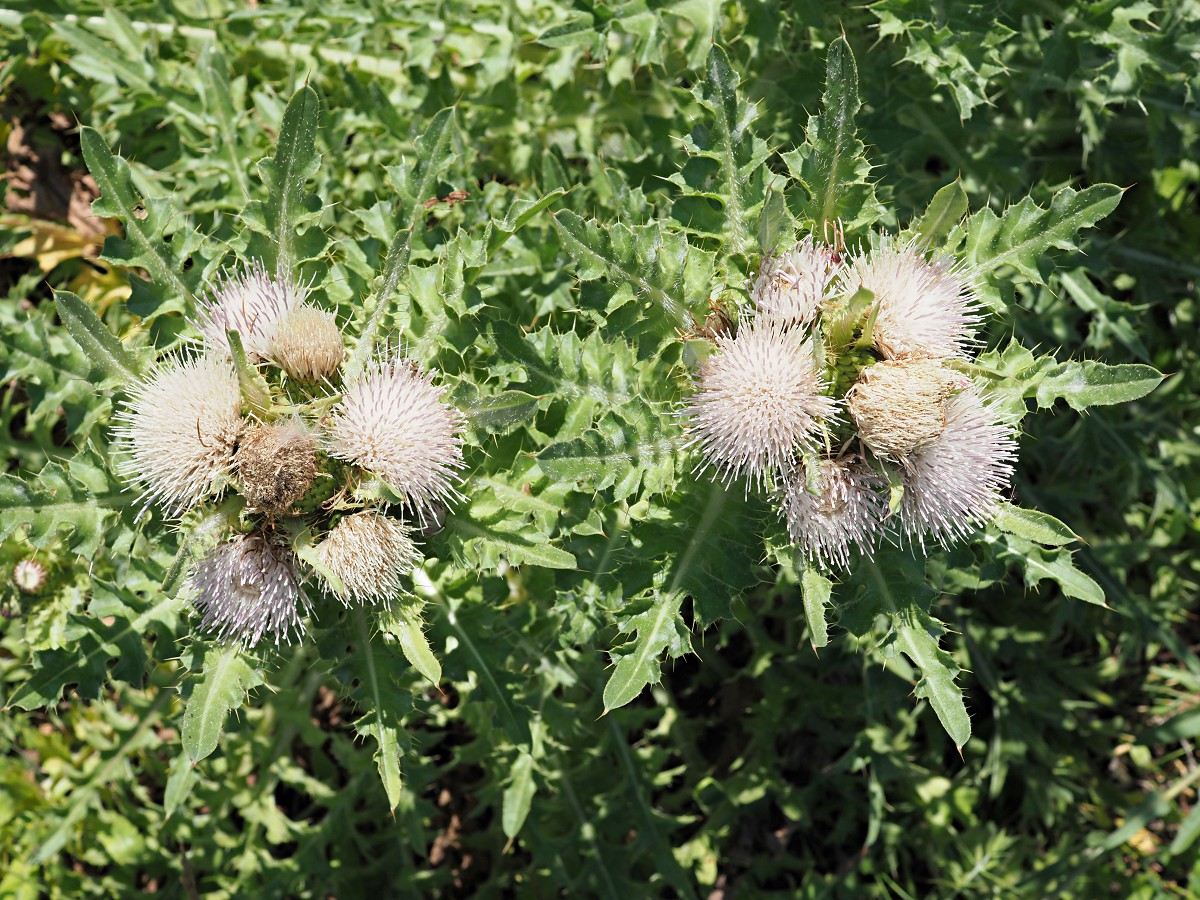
[684, 235, 1018, 569]
[112, 262, 466, 647]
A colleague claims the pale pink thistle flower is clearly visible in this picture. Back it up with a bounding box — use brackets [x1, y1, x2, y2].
[190, 533, 310, 646]
[684, 321, 838, 491]
[840, 238, 982, 360]
[196, 263, 304, 362]
[268, 305, 345, 381]
[779, 457, 887, 570]
[314, 512, 421, 606]
[325, 356, 465, 523]
[112, 354, 243, 517]
[752, 237, 838, 328]
[899, 389, 1017, 548]
[12, 559, 47, 593]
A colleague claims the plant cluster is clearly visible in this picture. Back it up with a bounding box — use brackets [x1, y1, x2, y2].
[1, 2, 1196, 897]
[684, 235, 1019, 570]
[116, 262, 463, 646]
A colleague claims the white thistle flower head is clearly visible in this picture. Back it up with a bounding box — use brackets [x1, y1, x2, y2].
[190, 532, 310, 646]
[684, 320, 838, 491]
[112, 353, 244, 517]
[196, 263, 304, 362]
[267, 305, 345, 382]
[840, 237, 982, 360]
[12, 559, 47, 594]
[899, 388, 1018, 548]
[847, 358, 972, 461]
[752, 237, 838, 328]
[235, 420, 319, 517]
[314, 511, 421, 606]
[779, 457, 887, 570]
[325, 355, 465, 523]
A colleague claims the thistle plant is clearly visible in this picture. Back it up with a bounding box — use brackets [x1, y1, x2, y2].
[2, 15, 1184, 894]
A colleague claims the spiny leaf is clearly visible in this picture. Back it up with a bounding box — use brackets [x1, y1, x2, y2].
[351, 107, 460, 371]
[5, 591, 185, 711]
[381, 602, 442, 687]
[0, 446, 125, 558]
[975, 341, 1163, 418]
[553, 211, 711, 329]
[669, 45, 771, 256]
[783, 36, 880, 232]
[986, 533, 1107, 607]
[890, 602, 972, 749]
[964, 185, 1123, 300]
[53, 291, 142, 387]
[801, 566, 832, 650]
[502, 750, 537, 840]
[181, 643, 264, 762]
[80, 126, 202, 319]
[993, 504, 1079, 547]
[913, 180, 969, 246]
[603, 591, 688, 712]
[248, 85, 322, 278]
[536, 410, 680, 503]
[441, 599, 533, 746]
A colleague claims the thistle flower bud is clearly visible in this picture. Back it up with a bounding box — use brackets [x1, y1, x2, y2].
[899, 389, 1017, 547]
[325, 355, 465, 524]
[267, 305, 345, 381]
[196, 264, 303, 362]
[752, 237, 837, 328]
[847, 358, 969, 460]
[112, 354, 243, 517]
[12, 559, 47, 594]
[235, 421, 319, 516]
[840, 238, 981, 361]
[779, 457, 886, 570]
[684, 321, 837, 490]
[190, 532, 310, 646]
[314, 511, 421, 606]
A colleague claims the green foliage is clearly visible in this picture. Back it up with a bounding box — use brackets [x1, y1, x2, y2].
[1, 2, 1196, 897]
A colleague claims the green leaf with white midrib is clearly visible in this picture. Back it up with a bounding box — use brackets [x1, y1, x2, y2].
[381, 602, 442, 687]
[353, 611, 405, 810]
[603, 481, 751, 711]
[811, 36, 862, 228]
[256, 85, 321, 278]
[5, 592, 185, 711]
[857, 555, 971, 748]
[181, 643, 264, 762]
[351, 107, 459, 372]
[553, 212, 697, 328]
[672, 45, 770, 256]
[993, 504, 1078, 547]
[444, 601, 531, 746]
[965, 185, 1124, 285]
[984, 532, 1106, 607]
[892, 602, 972, 750]
[801, 566, 832, 650]
[0, 451, 126, 559]
[53, 291, 142, 387]
[80, 127, 197, 315]
[196, 44, 251, 199]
